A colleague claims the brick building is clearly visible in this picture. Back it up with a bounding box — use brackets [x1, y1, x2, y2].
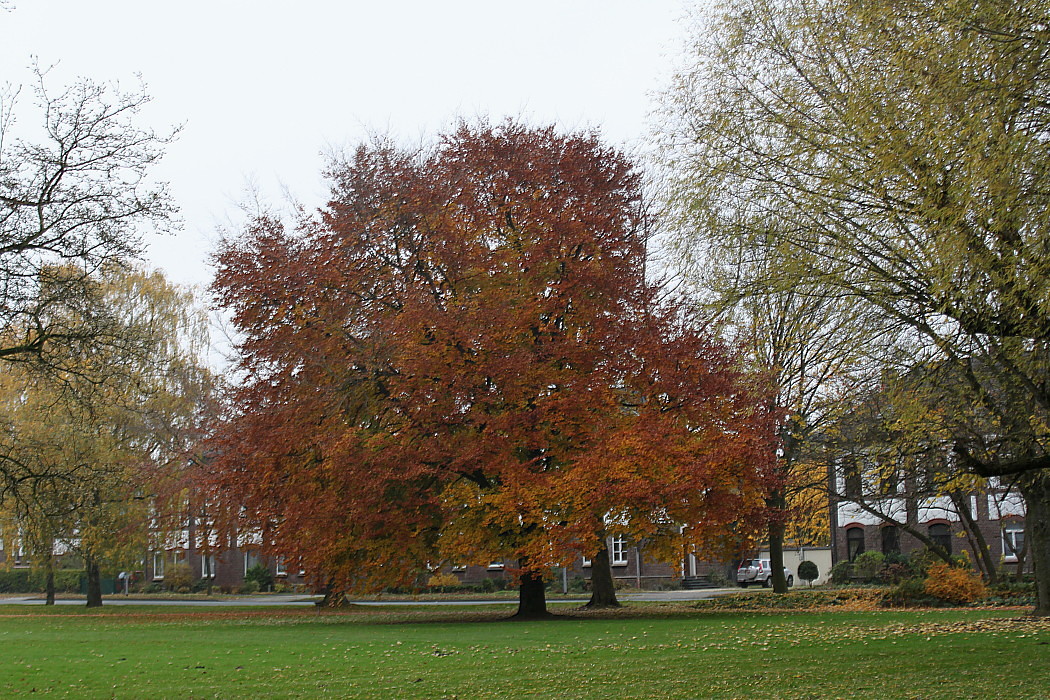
[830, 477, 1028, 572]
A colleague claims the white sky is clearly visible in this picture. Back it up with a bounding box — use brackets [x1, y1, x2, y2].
[1, 1, 695, 291]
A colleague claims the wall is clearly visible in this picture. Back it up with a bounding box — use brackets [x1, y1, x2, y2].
[759, 547, 833, 585]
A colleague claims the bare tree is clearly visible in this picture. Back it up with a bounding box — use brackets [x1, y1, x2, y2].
[0, 66, 176, 371]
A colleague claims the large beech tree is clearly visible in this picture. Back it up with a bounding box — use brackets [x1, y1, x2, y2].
[210, 122, 773, 616]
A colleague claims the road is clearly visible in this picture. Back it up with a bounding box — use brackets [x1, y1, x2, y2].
[1, 588, 737, 607]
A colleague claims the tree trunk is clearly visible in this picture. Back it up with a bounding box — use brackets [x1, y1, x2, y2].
[950, 491, 998, 584]
[1019, 473, 1050, 617]
[767, 495, 788, 594]
[44, 551, 55, 606]
[85, 557, 103, 608]
[316, 580, 351, 607]
[585, 543, 621, 608]
[513, 565, 550, 619]
[204, 552, 213, 596]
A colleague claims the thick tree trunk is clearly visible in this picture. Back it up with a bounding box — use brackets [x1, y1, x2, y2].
[513, 567, 550, 619]
[316, 580, 352, 607]
[585, 543, 621, 608]
[44, 552, 56, 606]
[767, 496, 788, 594]
[85, 557, 103, 608]
[1019, 473, 1050, 617]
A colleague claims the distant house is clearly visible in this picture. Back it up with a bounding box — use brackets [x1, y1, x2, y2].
[439, 535, 739, 592]
[830, 471, 1029, 573]
[143, 507, 307, 592]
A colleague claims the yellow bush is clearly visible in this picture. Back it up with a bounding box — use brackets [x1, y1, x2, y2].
[923, 562, 987, 604]
[427, 572, 461, 589]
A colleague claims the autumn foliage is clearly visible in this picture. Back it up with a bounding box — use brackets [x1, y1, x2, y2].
[923, 563, 988, 605]
[208, 122, 775, 601]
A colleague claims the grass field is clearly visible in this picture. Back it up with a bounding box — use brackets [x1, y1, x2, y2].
[0, 602, 1047, 698]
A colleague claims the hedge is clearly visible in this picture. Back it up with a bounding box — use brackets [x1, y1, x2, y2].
[0, 568, 84, 593]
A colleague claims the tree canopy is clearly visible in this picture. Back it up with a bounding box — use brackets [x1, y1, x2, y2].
[210, 121, 774, 614]
[661, 0, 1050, 614]
[0, 265, 212, 605]
[0, 68, 175, 370]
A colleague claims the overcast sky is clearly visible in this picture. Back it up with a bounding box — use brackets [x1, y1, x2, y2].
[1, 1, 695, 291]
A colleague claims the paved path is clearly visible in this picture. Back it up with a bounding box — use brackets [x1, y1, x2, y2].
[1, 588, 738, 607]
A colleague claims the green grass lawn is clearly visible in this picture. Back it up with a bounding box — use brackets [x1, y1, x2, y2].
[0, 603, 1047, 699]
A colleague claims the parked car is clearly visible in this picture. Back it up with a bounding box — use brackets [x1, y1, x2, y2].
[736, 559, 794, 588]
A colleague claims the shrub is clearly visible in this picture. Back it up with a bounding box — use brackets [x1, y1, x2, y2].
[979, 581, 1037, 607]
[0, 568, 83, 593]
[882, 552, 910, 567]
[694, 588, 883, 612]
[244, 564, 273, 592]
[797, 560, 819, 585]
[853, 551, 885, 582]
[707, 569, 729, 587]
[923, 562, 987, 604]
[881, 578, 941, 608]
[426, 572, 460, 590]
[908, 547, 939, 577]
[239, 580, 260, 594]
[567, 576, 589, 593]
[166, 562, 194, 592]
[877, 562, 913, 585]
[829, 560, 853, 585]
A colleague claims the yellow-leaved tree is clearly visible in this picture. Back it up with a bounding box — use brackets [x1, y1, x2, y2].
[0, 265, 212, 606]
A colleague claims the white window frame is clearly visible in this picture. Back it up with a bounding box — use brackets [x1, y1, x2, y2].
[487, 561, 505, 570]
[244, 551, 259, 575]
[153, 551, 165, 580]
[275, 556, 287, 577]
[201, 553, 216, 578]
[1003, 522, 1025, 563]
[610, 535, 628, 566]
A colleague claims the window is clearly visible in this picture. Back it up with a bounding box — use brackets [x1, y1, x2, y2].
[201, 553, 216, 578]
[916, 462, 938, 493]
[846, 527, 865, 562]
[244, 550, 260, 574]
[153, 551, 165, 580]
[928, 523, 952, 555]
[843, 460, 862, 499]
[487, 561, 504, 570]
[881, 525, 900, 555]
[610, 536, 628, 566]
[1003, 522, 1025, 562]
[14, 539, 27, 567]
[877, 464, 901, 496]
[581, 555, 592, 567]
[275, 556, 287, 577]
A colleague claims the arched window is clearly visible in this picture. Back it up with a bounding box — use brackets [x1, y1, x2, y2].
[846, 526, 865, 561]
[881, 525, 900, 555]
[928, 523, 952, 555]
